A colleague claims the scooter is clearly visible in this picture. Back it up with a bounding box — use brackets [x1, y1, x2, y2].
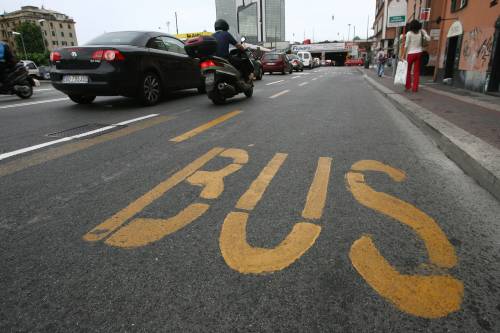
[199, 42, 254, 105]
[0, 63, 38, 99]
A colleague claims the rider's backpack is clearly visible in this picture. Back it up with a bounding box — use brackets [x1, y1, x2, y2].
[0, 42, 6, 62]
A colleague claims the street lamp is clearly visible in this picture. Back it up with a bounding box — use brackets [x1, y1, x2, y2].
[12, 31, 28, 60]
[348, 24, 351, 41]
[37, 19, 48, 52]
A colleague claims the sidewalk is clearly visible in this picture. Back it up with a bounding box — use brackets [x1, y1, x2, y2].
[362, 68, 500, 201]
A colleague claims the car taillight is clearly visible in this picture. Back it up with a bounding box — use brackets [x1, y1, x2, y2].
[91, 50, 125, 61]
[200, 60, 217, 69]
[50, 51, 61, 62]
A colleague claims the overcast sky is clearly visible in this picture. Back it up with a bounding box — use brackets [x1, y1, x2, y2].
[3, 0, 375, 44]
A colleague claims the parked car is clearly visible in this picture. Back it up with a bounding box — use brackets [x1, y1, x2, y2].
[286, 54, 304, 72]
[261, 52, 293, 75]
[38, 65, 51, 80]
[297, 51, 313, 69]
[325, 59, 333, 66]
[20, 60, 40, 79]
[50, 31, 204, 106]
[345, 58, 364, 66]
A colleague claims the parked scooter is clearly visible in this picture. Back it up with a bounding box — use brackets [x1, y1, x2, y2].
[185, 36, 254, 105]
[0, 63, 38, 99]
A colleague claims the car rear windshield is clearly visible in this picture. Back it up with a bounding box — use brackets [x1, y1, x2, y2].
[287, 55, 299, 60]
[263, 54, 281, 61]
[85, 32, 144, 45]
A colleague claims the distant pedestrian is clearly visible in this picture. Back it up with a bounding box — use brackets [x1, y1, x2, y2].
[404, 19, 431, 92]
[376, 48, 386, 77]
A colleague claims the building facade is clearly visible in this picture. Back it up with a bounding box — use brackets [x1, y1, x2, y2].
[215, 0, 285, 43]
[434, 0, 500, 93]
[373, 0, 398, 54]
[0, 6, 77, 54]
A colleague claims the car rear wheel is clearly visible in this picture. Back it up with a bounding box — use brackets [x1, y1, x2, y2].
[68, 94, 96, 104]
[139, 72, 162, 106]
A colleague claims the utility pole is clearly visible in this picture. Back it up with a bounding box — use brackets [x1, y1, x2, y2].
[166, 21, 170, 33]
[175, 12, 179, 35]
[348, 24, 351, 41]
[366, 15, 369, 40]
[353, 26, 356, 40]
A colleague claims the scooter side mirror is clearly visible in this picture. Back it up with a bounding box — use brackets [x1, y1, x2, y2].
[241, 36, 246, 43]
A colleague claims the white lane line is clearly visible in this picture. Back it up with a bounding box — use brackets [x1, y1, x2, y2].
[0, 114, 159, 161]
[299, 82, 309, 87]
[0, 98, 69, 110]
[292, 76, 300, 79]
[35, 88, 54, 92]
[269, 90, 290, 99]
[266, 80, 285, 86]
[312, 78, 318, 81]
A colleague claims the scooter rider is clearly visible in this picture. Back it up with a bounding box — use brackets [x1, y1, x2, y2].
[212, 19, 253, 88]
[0, 40, 17, 87]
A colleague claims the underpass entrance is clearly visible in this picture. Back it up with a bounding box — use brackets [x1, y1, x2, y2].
[326, 52, 348, 66]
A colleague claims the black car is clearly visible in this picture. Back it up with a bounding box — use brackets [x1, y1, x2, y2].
[50, 31, 204, 106]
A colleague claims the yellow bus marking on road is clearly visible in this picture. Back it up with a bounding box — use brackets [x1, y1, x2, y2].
[350, 236, 463, 319]
[220, 155, 330, 274]
[83, 147, 224, 242]
[0, 116, 173, 178]
[236, 153, 288, 211]
[170, 111, 242, 143]
[302, 157, 332, 220]
[106, 203, 210, 248]
[346, 160, 462, 318]
[220, 212, 321, 274]
[348, 160, 457, 268]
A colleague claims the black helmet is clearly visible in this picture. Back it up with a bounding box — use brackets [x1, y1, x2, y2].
[215, 19, 229, 31]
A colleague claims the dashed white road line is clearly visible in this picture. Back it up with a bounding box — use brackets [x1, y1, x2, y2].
[312, 78, 318, 81]
[292, 76, 300, 79]
[266, 80, 285, 86]
[0, 98, 69, 110]
[35, 88, 55, 92]
[0, 114, 159, 161]
[269, 90, 290, 99]
[299, 82, 309, 87]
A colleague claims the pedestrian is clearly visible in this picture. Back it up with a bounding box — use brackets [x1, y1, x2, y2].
[376, 48, 386, 77]
[403, 19, 431, 92]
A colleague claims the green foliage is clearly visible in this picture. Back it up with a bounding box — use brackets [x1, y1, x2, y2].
[353, 36, 361, 41]
[14, 21, 46, 55]
[16, 50, 50, 66]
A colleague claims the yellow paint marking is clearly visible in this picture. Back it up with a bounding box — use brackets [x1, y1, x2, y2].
[350, 235, 463, 318]
[83, 147, 224, 242]
[220, 148, 249, 164]
[105, 203, 210, 248]
[302, 157, 332, 220]
[346, 161, 457, 268]
[170, 111, 242, 143]
[219, 212, 321, 274]
[0, 116, 173, 178]
[188, 164, 244, 200]
[236, 153, 288, 211]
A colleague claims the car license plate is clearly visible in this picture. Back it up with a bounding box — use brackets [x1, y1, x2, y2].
[205, 73, 215, 85]
[267, 63, 275, 66]
[62, 75, 89, 84]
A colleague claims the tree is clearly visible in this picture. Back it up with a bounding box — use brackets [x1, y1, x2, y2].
[14, 22, 45, 54]
[353, 36, 361, 41]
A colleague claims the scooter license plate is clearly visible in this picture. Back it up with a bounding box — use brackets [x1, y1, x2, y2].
[62, 75, 89, 84]
[205, 73, 215, 85]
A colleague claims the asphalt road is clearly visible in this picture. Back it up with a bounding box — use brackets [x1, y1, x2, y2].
[1, 67, 500, 332]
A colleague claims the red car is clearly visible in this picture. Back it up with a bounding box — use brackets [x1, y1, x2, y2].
[261, 53, 293, 75]
[345, 58, 364, 66]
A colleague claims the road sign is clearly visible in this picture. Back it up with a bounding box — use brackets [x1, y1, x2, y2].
[420, 8, 431, 22]
[387, 0, 407, 28]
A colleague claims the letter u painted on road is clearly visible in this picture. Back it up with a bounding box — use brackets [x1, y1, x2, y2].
[219, 155, 332, 274]
[83, 147, 248, 248]
[346, 160, 464, 319]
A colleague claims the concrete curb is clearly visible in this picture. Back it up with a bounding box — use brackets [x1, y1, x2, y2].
[363, 73, 500, 202]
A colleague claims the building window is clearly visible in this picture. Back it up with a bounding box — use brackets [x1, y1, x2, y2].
[71, 42, 74, 46]
[59, 23, 63, 28]
[52, 40, 58, 46]
[50, 22, 53, 28]
[69, 32, 73, 38]
[61, 31, 64, 37]
[68, 24, 71, 29]
[451, 0, 467, 12]
[61, 41, 67, 46]
[52, 31, 56, 37]
[40, 21, 44, 26]
[44, 30, 47, 36]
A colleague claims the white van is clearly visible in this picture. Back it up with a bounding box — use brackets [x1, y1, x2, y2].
[297, 51, 313, 69]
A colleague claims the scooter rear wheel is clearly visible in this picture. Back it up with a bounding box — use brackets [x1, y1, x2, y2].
[244, 86, 253, 98]
[15, 84, 33, 99]
[208, 90, 226, 105]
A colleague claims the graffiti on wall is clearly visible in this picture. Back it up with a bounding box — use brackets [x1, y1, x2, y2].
[462, 27, 494, 71]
